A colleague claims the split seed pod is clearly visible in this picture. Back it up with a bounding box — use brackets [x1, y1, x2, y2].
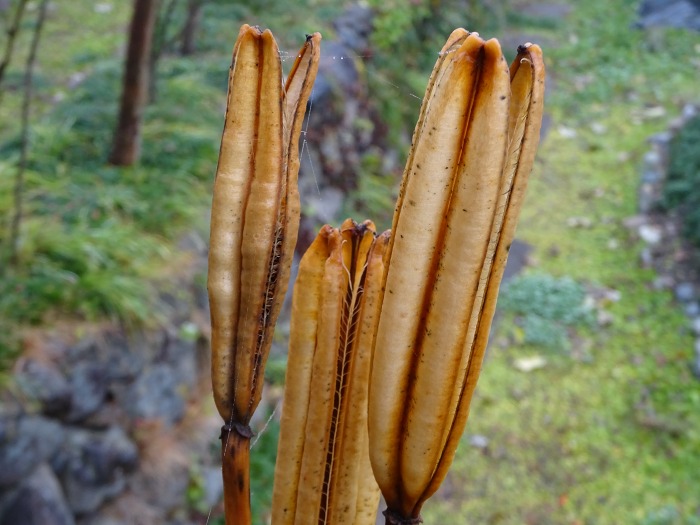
[272, 220, 388, 525]
[208, 25, 321, 428]
[367, 30, 545, 522]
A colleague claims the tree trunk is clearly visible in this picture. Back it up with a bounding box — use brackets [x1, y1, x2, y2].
[180, 0, 202, 55]
[109, 0, 158, 166]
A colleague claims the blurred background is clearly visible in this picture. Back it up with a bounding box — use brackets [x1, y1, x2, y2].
[0, 0, 699, 524]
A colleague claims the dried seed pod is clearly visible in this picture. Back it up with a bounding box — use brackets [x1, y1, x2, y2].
[208, 24, 320, 428]
[272, 220, 388, 525]
[368, 32, 545, 522]
[207, 25, 320, 525]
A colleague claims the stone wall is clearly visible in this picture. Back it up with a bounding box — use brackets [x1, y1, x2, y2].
[626, 104, 700, 377]
[0, 231, 223, 525]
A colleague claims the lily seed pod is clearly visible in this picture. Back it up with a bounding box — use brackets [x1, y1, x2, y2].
[272, 220, 388, 525]
[367, 30, 545, 523]
[207, 24, 320, 524]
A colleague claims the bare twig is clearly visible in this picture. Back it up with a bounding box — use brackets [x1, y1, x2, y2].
[148, 0, 179, 102]
[8, 0, 49, 267]
[179, 0, 204, 55]
[0, 0, 29, 106]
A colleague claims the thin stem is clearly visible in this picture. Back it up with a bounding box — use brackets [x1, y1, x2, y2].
[221, 423, 254, 525]
[0, 0, 29, 105]
[9, 0, 49, 268]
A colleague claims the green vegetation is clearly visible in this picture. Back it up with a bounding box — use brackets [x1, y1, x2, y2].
[500, 273, 595, 351]
[1, 0, 699, 523]
[663, 115, 700, 246]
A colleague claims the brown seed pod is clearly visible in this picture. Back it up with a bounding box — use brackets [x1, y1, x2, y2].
[368, 32, 545, 522]
[272, 220, 389, 525]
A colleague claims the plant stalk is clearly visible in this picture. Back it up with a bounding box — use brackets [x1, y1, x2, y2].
[221, 423, 254, 525]
[383, 509, 423, 525]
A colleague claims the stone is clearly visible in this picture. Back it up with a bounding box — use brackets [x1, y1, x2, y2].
[566, 216, 593, 228]
[557, 125, 577, 138]
[67, 362, 108, 422]
[66, 331, 144, 383]
[502, 240, 532, 283]
[649, 130, 673, 147]
[638, 224, 663, 244]
[469, 434, 489, 449]
[513, 356, 547, 372]
[652, 275, 674, 290]
[305, 187, 345, 225]
[597, 310, 615, 327]
[0, 463, 75, 525]
[637, 0, 700, 31]
[640, 247, 654, 268]
[166, 333, 199, 389]
[202, 466, 224, 508]
[691, 317, 700, 336]
[674, 282, 695, 303]
[122, 364, 185, 425]
[15, 359, 71, 415]
[692, 339, 700, 379]
[685, 302, 700, 317]
[0, 412, 65, 488]
[78, 492, 161, 525]
[54, 427, 138, 515]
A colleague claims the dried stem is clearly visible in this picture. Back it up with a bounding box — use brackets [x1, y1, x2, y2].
[220, 423, 254, 525]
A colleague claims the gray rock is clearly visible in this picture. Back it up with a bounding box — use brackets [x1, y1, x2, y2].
[691, 317, 700, 336]
[685, 302, 700, 317]
[640, 247, 654, 268]
[638, 224, 663, 244]
[66, 331, 144, 383]
[597, 310, 615, 327]
[162, 331, 198, 389]
[202, 466, 224, 507]
[675, 282, 695, 303]
[503, 240, 532, 283]
[0, 413, 65, 488]
[637, 0, 700, 31]
[129, 452, 189, 514]
[15, 359, 71, 415]
[0, 463, 75, 525]
[692, 339, 700, 379]
[67, 362, 108, 422]
[123, 364, 184, 425]
[55, 427, 138, 515]
[469, 434, 489, 449]
[652, 275, 674, 290]
[649, 130, 673, 147]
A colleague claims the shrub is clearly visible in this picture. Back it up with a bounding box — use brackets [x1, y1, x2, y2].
[499, 273, 595, 350]
[663, 115, 700, 246]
